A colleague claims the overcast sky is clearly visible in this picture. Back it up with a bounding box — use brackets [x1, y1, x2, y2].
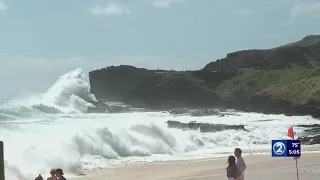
[0, 0, 320, 97]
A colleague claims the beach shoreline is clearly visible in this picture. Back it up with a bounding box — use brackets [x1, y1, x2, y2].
[70, 146, 320, 180]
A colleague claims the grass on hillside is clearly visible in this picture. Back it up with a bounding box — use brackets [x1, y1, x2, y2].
[215, 64, 320, 106]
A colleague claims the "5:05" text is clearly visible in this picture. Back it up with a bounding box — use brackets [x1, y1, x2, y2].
[289, 150, 300, 154]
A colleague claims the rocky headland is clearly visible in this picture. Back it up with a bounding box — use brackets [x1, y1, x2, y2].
[89, 35, 320, 116]
[88, 35, 320, 144]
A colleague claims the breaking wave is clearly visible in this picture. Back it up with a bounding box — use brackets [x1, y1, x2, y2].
[0, 68, 97, 120]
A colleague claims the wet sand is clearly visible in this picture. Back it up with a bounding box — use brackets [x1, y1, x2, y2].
[70, 151, 320, 180]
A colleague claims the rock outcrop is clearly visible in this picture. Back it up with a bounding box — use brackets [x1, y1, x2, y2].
[89, 66, 236, 109]
[89, 65, 153, 101]
[297, 124, 320, 145]
[166, 120, 247, 133]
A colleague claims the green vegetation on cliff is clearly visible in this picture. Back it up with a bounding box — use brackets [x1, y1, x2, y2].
[216, 64, 320, 105]
[213, 35, 320, 110]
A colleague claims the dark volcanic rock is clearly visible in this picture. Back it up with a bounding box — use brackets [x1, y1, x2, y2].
[298, 124, 320, 137]
[89, 65, 153, 102]
[107, 105, 132, 113]
[166, 120, 247, 133]
[122, 73, 221, 109]
[297, 124, 320, 128]
[87, 100, 109, 113]
[87, 106, 108, 113]
[86, 98, 149, 113]
[297, 124, 320, 145]
[169, 108, 223, 117]
[87, 100, 140, 113]
[89, 65, 235, 109]
[298, 135, 320, 145]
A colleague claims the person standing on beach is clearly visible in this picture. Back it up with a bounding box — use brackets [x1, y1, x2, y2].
[47, 169, 57, 180]
[234, 148, 246, 180]
[55, 168, 67, 180]
[226, 155, 241, 180]
[35, 174, 43, 180]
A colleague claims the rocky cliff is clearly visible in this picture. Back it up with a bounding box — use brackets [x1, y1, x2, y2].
[89, 66, 236, 109]
[89, 35, 320, 117]
[89, 65, 153, 101]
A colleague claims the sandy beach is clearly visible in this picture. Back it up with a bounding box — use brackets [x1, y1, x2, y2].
[70, 151, 320, 180]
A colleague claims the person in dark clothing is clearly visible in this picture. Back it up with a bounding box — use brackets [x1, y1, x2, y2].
[55, 168, 66, 180]
[226, 155, 241, 180]
[35, 174, 43, 180]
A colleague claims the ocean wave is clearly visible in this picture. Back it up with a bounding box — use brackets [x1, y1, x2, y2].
[0, 68, 97, 120]
[1, 68, 320, 180]
[2, 110, 319, 180]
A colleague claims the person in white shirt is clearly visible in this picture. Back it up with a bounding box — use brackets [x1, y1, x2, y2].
[234, 148, 246, 180]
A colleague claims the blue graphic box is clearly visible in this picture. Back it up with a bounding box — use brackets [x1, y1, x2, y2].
[271, 140, 301, 157]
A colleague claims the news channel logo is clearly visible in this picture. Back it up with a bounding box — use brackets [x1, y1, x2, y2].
[271, 140, 301, 157]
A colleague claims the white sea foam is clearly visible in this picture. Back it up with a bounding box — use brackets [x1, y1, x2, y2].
[0, 68, 319, 180]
